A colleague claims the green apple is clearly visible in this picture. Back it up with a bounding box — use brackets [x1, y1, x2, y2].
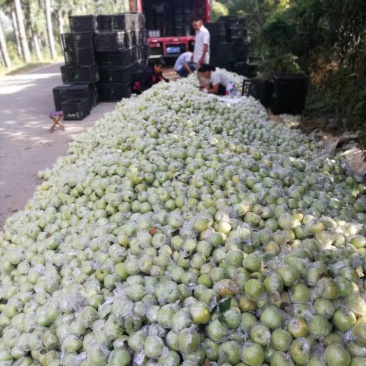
[242, 342, 265, 366]
[144, 335, 163, 359]
[289, 337, 311, 365]
[323, 332, 344, 347]
[245, 279, 265, 302]
[243, 253, 262, 272]
[264, 273, 284, 294]
[307, 354, 326, 366]
[332, 309, 357, 332]
[308, 315, 332, 339]
[207, 319, 229, 343]
[260, 305, 283, 330]
[203, 338, 219, 361]
[63, 334, 83, 353]
[290, 283, 311, 303]
[178, 328, 200, 354]
[277, 264, 300, 287]
[250, 324, 271, 346]
[218, 341, 241, 364]
[109, 349, 131, 366]
[325, 343, 351, 366]
[86, 345, 109, 366]
[189, 302, 210, 325]
[270, 351, 295, 366]
[70, 320, 87, 336]
[115, 263, 128, 281]
[271, 328, 293, 351]
[94, 268, 110, 282]
[222, 307, 241, 329]
[352, 318, 366, 346]
[241, 313, 257, 333]
[317, 278, 339, 300]
[313, 298, 335, 319]
[80, 306, 98, 328]
[287, 317, 308, 338]
[292, 304, 312, 319]
[347, 342, 366, 357]
[350, 357, 366, 366]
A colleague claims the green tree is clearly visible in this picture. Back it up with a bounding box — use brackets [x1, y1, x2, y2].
[211, 0, 229, 21]
[13, 0, 31, 62]
[0, 15, 11, 68]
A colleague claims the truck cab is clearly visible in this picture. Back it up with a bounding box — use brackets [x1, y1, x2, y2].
[130, 0, 211, 58]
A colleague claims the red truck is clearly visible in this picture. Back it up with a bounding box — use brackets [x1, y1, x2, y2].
[127, 0, 211, 57]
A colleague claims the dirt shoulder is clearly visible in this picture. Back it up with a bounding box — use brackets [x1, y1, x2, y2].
[0, 63, 118, 228]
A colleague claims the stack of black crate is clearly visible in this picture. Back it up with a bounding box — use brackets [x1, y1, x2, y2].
[207, 16, 257, 78]
[173, 0, 193, 37]
[94, 13, 149, 101]
[54, 15, 99, 120]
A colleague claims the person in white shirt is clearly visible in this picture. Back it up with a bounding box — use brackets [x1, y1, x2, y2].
[192, 19, 210, 65]
[174, 51, 195, 78]
[197, 64, 238, 97]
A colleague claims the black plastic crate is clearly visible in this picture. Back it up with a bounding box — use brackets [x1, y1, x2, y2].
[175, 20, 184, 28]
[63, 47, 95, 66]
[136, 30, 147, 46]
[272, 73, 308, 115]
[211, 35, 227, 49]
[217, 43, 234, 63]
[232, 62, 248, 76]
[96, 83, 131, 101]
[61, 98, 90, 120]
[53, 84, 97, 110]
[218, 21, 227, 37]
[219, 16, 240, 29]
[249, 56, 264, 64]
[95, 48, 134, 67]
[138, 45, 150, 60]
[69, 15, 95, 32]
[217, 61, 234, 71]
[242, 79, 273, 108]
[137, 59, 148, 68]
[175, 14, 184, 22]
[99, 66, 133, 84]
[233, 38, 247, 48]
[61, 32, 94, 50]
[238, 18, 246, 27]
[230, 27, 245, 39]
[175, 27, 185, 36]
[145, 44, 151, 59]
[97, 14, 132, 31]
[135, 45, 149, 61]
[204, 23, 217, 37]
[137, 13, 146, 28]
[184, 11, 192, 22]
[129, 13, 139, 30]
[94, 32, 127, 52]
[245, 63, 258, 78]
[69, 83, 98, 109]
[174, 6, 183, 14]
[133, 69, 144, 83]
[131, 47, 138, 63]
[234, 47, 248, 62]
[53, 86, 70, 111]
[125, 31, 136, 48]
[61, 64, 99, 84]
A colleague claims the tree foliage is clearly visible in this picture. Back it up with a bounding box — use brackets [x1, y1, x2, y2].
[217, 0, 366, 129]
[211, 0, 228, 22]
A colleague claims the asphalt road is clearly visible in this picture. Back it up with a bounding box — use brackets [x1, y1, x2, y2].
[0, 63, 118, 229]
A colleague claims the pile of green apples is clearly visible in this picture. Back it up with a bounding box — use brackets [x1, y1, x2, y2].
[0, 77, 365, 366]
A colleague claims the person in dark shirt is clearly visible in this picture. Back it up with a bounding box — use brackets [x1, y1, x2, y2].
[132, 59, 169, 94]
